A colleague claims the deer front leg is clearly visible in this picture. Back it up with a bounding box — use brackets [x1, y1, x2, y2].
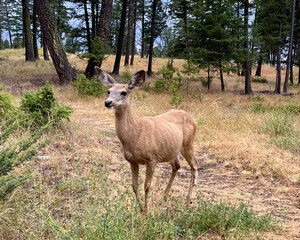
[130, 163, 142, 209]
[144, 163, 156, 213]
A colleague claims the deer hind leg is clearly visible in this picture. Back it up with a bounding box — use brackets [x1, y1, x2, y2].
[130, 163, 142, 209]
[181, 148, 198, 204]
[144, 163, 156, 212]
[163, 156, 181, 201]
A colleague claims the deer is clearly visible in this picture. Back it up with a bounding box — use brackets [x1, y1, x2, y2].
[95, 67, 198, 212]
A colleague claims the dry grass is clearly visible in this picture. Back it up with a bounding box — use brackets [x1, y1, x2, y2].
[1, 49, 300, 239]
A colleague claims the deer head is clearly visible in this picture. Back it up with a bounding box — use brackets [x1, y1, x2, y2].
[95, 67, 146, 109]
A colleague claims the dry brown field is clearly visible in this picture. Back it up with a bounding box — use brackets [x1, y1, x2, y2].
[0, 48, 300, 239]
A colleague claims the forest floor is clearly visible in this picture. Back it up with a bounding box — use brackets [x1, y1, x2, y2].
[0, 49, 300, 239]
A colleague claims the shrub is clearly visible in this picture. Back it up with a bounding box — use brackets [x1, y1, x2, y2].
[72, 74, 107, 97]
[199, 76, 213, 87]
[251, 77, 268, 83]
[0, 84, 15, 117]
[0, 120, 51, 198]
[20, 83, 73, 128]
[121, 67, 132, 81]
[170, 76, 183, 108]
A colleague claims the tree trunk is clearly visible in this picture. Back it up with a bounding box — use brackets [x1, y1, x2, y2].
[283, 0, 296, 94]
[32, 1, 40, 60]
[83, 0, 91, 52]
[183, 0, 189, 57]
[275, 22, 282, 94]
[244, 0, 252, 94]
[91, 0, 96, 39]
[255, 55, 263, 76]
[42, 32, 50, 61]
[130, 0, 137, 65]
[141, 0, 145, 58]
[56, 0, 61, 36]
[112, 0, 127, 75]
[147, 0, 157, 76]
[124, 0, 132, 66]
[219, 59, 224, 91]
[85, 0, 114, 78]
[35, 0, 76, 83]
[22, 0, 35, 61]
[207, 65, 211, 90]
[290, 53, 293, 84]
[4, 2, 13, 48]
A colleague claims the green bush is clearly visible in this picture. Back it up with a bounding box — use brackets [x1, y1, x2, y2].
[0, 84, 15, 116]
[121, 67, 132, 81]
[20, 83, 73, 128]
[0, 120, 51, 198]
[199, 76, 213, 87]
[72, 74, 107, 97]
[170, 76, 183, 108]
[251, 77, 268, 83]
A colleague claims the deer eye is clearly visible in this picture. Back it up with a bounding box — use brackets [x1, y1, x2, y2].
[121, 91, 127, 96]
[107, 90, 110, 94]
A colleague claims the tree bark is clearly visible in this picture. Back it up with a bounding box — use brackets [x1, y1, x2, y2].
[22, 0, 35, 61]
[147, 0, 157, 76]
[85, 0, 114, 78]
[112, 0, 127, 75]
[283, 0, 296, 94]
[275, 22, 282, 94]
[244, 0, 252, 94]
[124, 0, 132, 66]
[219, 59, 224, 91]
[42, 32, 50, 61]
[91, 0, 96, 39]
[130, 0, 137, 65]
[255, 55, 263, 76]
[141, 0, 145, 58]
[32, 1, 40, 60]
[35, 0, 76, 83]
[83, 0, 91, 52]
[290, 52, 293, 84]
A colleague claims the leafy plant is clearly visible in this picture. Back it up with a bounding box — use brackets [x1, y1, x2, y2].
[20, 83, 73, 128]
[0, 84, 15, 117]
[251, 77, 268, 83]
[170, 76, 183, 108]
[80, 37, 107, 65]
[72, 74, 107, 97]
[199, 76, 213, 87]
[121, 67, 132, 81]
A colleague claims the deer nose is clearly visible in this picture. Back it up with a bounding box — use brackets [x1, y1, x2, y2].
[105, 101, 112, 108]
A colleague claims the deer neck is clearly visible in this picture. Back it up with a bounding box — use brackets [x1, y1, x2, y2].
[114, 101, 136, 144]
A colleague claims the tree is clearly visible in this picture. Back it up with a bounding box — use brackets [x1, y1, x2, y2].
[22, 0, 35, 61]
[112, 0, 127, 75]
[124, 0, 132, 66]
[130, 0, 137, 65]
[35, 0, 76, 83]
[283, 0, 296, 94]
[32, 1, 39, 60]
[244, 0, 252, 94]
[147, 0, 157, 76]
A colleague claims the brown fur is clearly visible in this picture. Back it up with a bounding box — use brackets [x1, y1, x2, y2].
[95, 67, 198, 212]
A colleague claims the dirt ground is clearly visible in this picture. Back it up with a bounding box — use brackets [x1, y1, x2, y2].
[74, 100, 300, 240]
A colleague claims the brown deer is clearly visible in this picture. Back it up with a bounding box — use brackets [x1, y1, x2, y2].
[95, 67, 198, 212]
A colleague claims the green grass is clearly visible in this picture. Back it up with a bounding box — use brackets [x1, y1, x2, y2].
[16, 171, 276, 240]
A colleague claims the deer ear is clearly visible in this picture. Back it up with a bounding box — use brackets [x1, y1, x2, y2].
[128, 70, 146, 90]
[95, 67, 117, 87]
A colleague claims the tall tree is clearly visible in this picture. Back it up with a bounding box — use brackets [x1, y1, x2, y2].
[35, 0, 76, 83]
[112, 0, 127, 74]
[130, 0, 137, 65]
[147, 0, 157, 76]
[32, 1, 39, 60]
[22, 0, 35, 61]
[124, 0, 132, 66]
[85, 0, 114, 78]
[283, 0, 296, 94]
[42, 32, 50, 61]
[244, 0, 252, 94]
[140, 0, 145, 58]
